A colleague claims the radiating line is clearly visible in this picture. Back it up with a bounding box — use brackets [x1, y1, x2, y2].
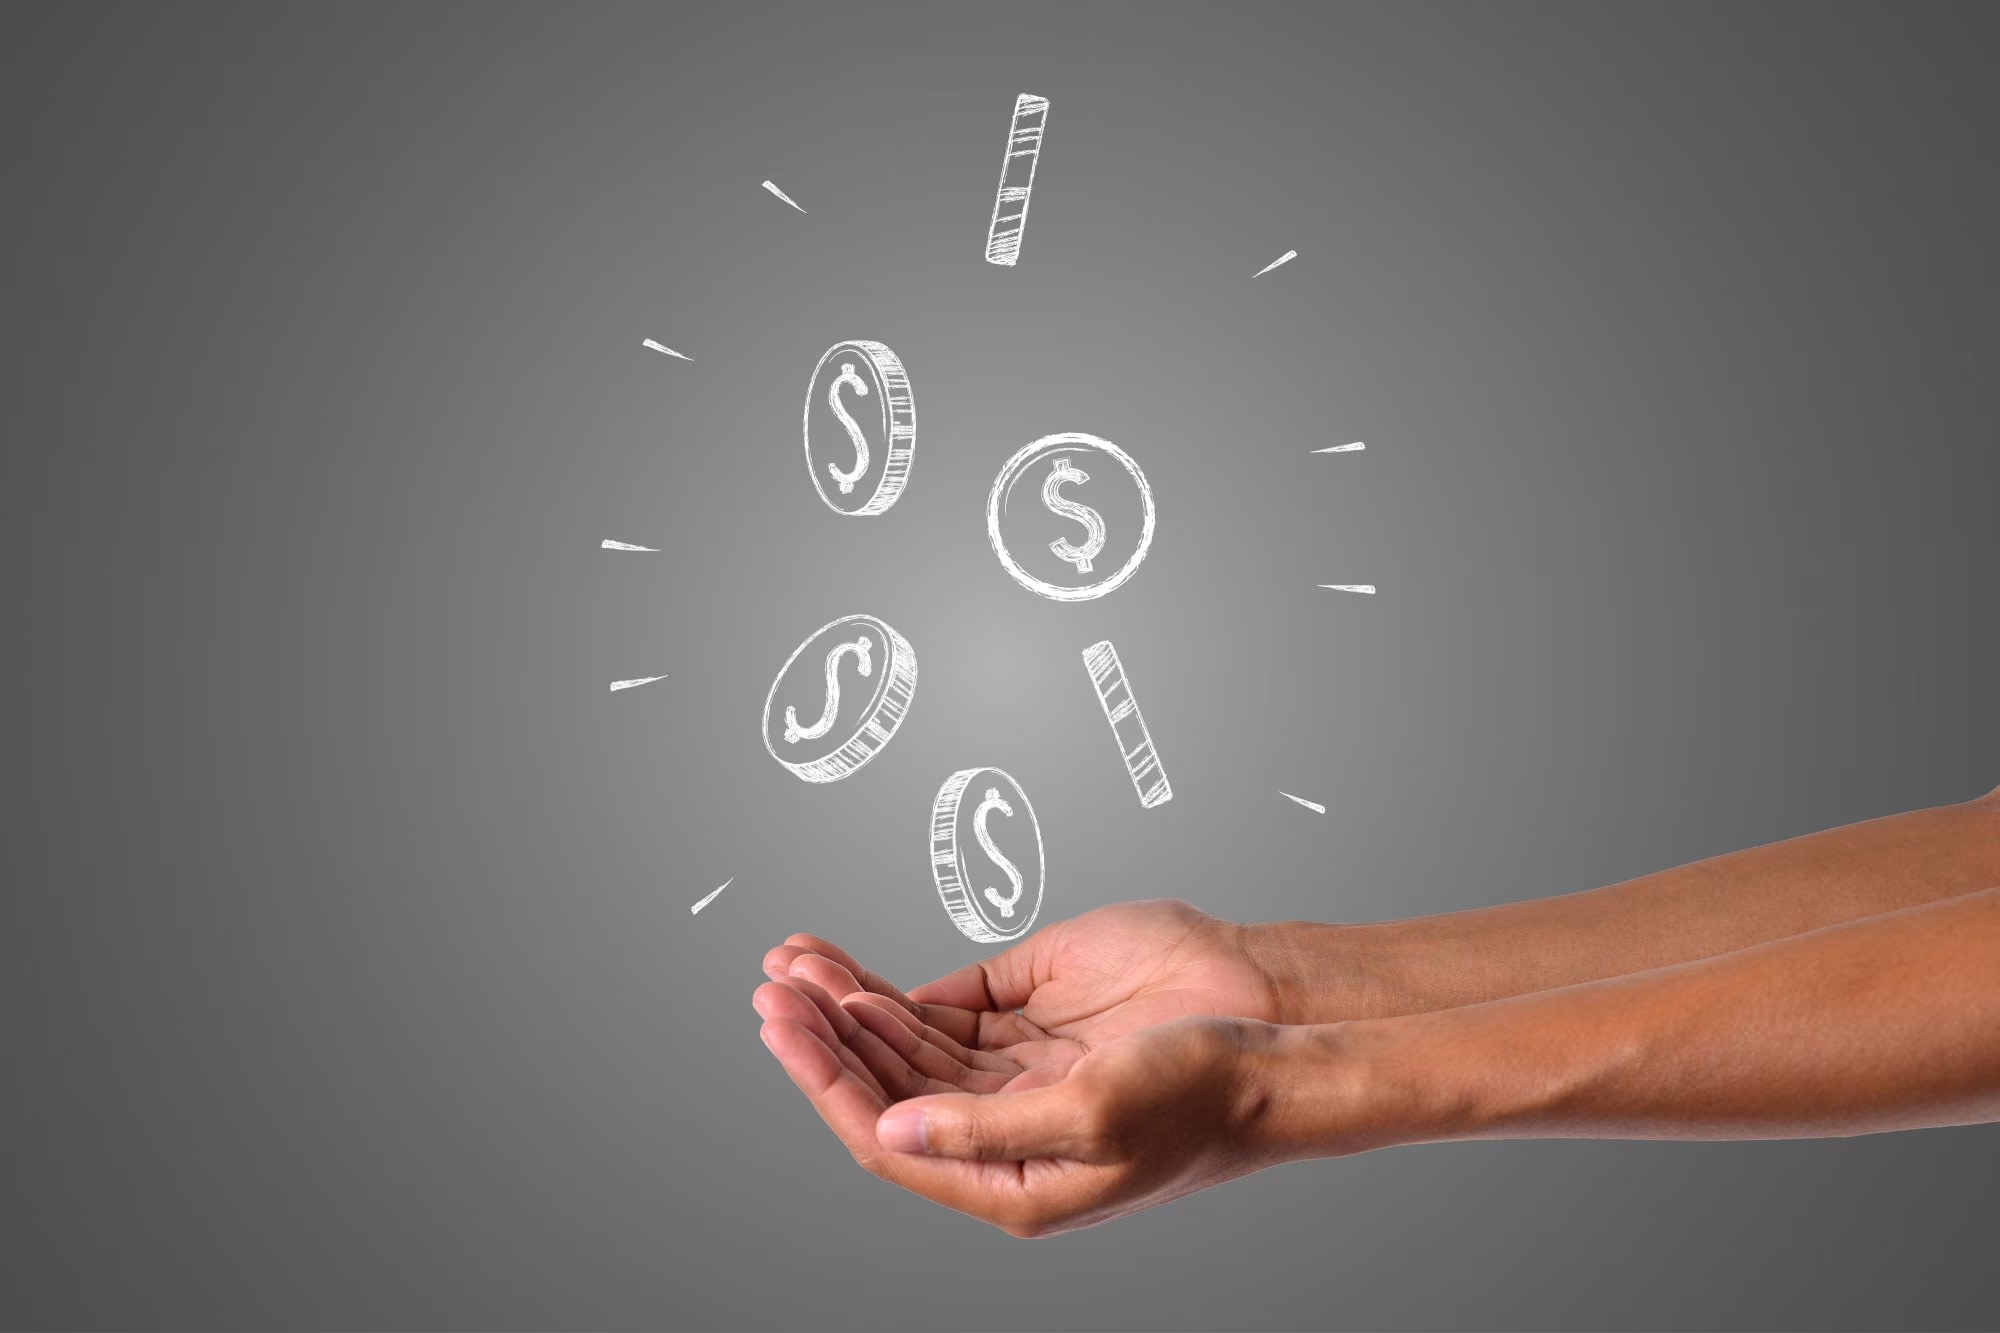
[761, 180, 806, 213]
[1312, 442, 1366, 453]
[1318, 584, 1377, 594]
[642, 339, 691, 361]
[1280, 791, 1327, 814]
[691, 877, 733, 915]
[609, 674, 668, 692]
[1254, 249, 1298, 277]
[601, 539, 658, 551]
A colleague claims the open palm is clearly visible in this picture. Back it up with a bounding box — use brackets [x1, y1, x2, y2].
[759, 899, 1281, 1097]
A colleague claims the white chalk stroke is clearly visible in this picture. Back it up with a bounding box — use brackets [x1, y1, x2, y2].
[642, 339, 691, 361]
[610, 674, 668, 692]
[803, 341, 915, 516]
[761, 180, 807, 213]
[1312, 442, 1365, 454]
[984, 94, 1049, 266]
[690, 877, 733, 915]
[601, 539, 659, 551]
[1280, 792, 1327, 814]
[1081, 640, 1173, 809]
[1254, 249, 1298, 277]
[930, 767, 1045, 943]
[987, 432, 1155, 602]
[1318, 584, 1377, 594]
[762, 614, 917, 783]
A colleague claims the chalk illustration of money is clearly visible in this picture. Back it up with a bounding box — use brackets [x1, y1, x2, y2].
[984, 94, 1049, 266]
[1081, 640, 1173, 809]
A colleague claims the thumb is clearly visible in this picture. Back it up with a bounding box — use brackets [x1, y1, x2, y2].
[907, 919, 1064, 1013]
[876, 1085, 1102, 1162]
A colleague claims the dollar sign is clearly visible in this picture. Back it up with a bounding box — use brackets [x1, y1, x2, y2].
[974, 787, 1025, 917]
[783, 635, 873, 744]
[824, 363, 871, 495]
[1042, 456, 1106, 574]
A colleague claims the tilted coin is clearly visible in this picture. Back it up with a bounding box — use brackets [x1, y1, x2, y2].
[1082, 639, 1172, 809]
[986, 431, 1155, 601]
[762, 614, 917, 783]
[803, 340, 915, 516]
[930, 766, 1045, 943]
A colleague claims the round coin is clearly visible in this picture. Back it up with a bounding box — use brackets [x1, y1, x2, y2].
[762, 614, 918, 783]
[802, 340, 915, 516]
[929, 766, 1045, 943]
[986, 431, 1155, 601]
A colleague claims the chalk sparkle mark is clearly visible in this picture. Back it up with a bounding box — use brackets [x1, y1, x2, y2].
[762, 180, 807, 213]
[691, 877, 733, 915]
[1254, 249, 1298, 277]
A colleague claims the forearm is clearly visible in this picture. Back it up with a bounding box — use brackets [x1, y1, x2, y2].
[1249, 787, 2000, 1022]
[1256, 888, 2000, 1158]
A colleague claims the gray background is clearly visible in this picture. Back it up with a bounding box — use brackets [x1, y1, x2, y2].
[7, 1, 1998, 1328]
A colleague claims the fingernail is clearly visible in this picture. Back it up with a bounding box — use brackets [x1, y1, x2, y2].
[759, 1026, 778, 1051]
[877, 1108, 928, 1154]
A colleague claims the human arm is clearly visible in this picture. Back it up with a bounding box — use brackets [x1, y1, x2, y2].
[777, 888, 2000, 1236]
[1251, 786, 2000, 1022]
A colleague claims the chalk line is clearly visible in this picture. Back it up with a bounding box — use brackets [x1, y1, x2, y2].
[762, 180, 806, 213]
[691, 878, 733, 915]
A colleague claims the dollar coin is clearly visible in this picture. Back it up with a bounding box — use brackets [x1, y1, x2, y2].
[930, 767, 1044, 943]
[803, 341, 915, 516]
[986, 431, 1155, 601]
[762, 614, 917, 783]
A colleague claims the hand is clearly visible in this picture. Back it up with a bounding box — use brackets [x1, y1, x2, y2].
[761, 899, 1285, 1090]
[755, 1004, 1293, 1236]
[751, 901, 1297, 1234]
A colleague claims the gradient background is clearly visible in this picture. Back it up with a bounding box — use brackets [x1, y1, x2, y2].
[8, 2, 1998, 1329]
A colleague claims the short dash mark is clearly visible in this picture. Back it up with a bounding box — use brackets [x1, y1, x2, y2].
[1318, 584, 1377, 595]
[1254, 249, 1298, 277]
[761, 180, 807, 213]
[1280, 792, 1327, 814]
[601, 539, 658, 552]
[642, 339, 691, 361]
[609, 674, 669, 692]
[1312, 442, 1366, 454]
[691, 877, 733, 915]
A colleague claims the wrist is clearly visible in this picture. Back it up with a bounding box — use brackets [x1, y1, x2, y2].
[1242, 1013, 1518, 1162]
[1242, 919, 1432, 1024]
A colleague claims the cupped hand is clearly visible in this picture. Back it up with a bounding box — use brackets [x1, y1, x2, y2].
[755, 997, 1292, 1236]
[751, 900, 1299, 1233]
[761, 899, 1284, 1081]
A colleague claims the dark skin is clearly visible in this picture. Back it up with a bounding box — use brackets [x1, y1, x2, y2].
[755, 786, 2000, 1236]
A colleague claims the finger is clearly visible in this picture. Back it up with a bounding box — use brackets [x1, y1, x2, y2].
[907, 919, 1067, 1015]
[875, 1085, 1108, 1163]
[752, 982, 890, 1101]
[781, 933, 926, 1018]
[773, 975, 952, 1100]
[786, 952, 871, 1002]
[844, 996, 1014, 1092]
[762, 943, 811, 982]
[975, 1009, 1057, 1050]
[760, 1019, 1015, 1212]
[758, 1018, 893, 1170]
[844, 993, 1022, 1076]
